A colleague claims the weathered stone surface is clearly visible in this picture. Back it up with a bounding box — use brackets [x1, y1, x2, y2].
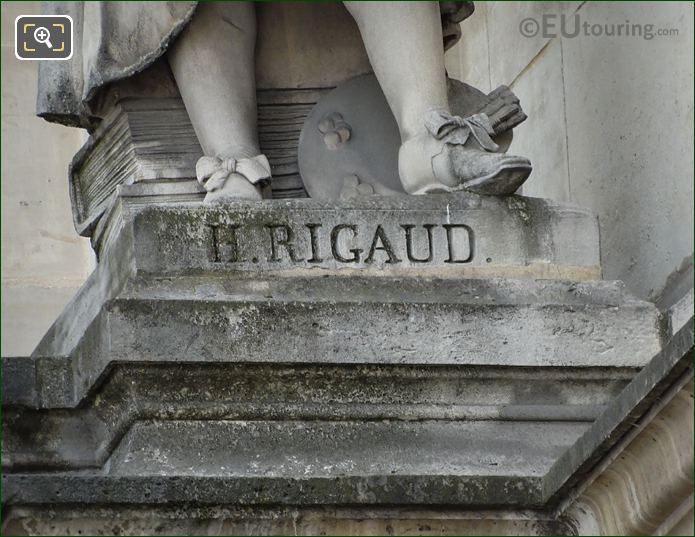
[2, 192, 662, 411]
[544, 321, 694, 504]
[3, 362, 632, 470]
[2, 325, 690, 521]
[109, 278, 660, 369]
[128, 192, 600, 278]
[0, 505, 562, 537]
[0, 190, 679, 527]
[4, 379, 691, 535]
[3, 419, 583, 507]
[510, 39, 570, 203]
[10, 274, 661, 410]
[560, 2, 694, 300]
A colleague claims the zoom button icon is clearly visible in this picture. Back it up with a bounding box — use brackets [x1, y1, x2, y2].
[15, 15, 72, 60]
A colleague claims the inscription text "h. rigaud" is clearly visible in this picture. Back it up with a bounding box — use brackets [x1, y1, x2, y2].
[207, 223, 473, 266]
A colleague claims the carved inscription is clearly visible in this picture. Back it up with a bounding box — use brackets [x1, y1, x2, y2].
[207, 221, 473, 268]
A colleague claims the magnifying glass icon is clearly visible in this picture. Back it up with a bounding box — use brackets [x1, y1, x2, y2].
[33, 26, 53, 49]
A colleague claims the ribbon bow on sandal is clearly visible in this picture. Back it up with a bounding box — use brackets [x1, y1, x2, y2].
[398, 108, 531, 196]
[424, 111, 499, 153]
[196, 154, 272, 192]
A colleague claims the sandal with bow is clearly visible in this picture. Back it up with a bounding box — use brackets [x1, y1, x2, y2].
[196, 154, 272, 203]
[398, 110, 532, 196]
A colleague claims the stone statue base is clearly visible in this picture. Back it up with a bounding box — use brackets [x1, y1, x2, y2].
[102, 189, 601, 277]
[3, 187, 669, 531]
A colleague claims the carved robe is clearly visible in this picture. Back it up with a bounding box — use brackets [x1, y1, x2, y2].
[37, 1, 474, 129]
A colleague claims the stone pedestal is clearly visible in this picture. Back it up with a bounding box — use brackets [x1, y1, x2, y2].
[3, 190, 679, 534]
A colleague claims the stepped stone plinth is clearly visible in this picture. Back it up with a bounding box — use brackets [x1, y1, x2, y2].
[2, 189, 671, 522]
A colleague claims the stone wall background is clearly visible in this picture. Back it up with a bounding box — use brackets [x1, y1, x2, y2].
[1, 1, 693, 356]
[1, 1, 93, 356]
[445, 0, 694, 300]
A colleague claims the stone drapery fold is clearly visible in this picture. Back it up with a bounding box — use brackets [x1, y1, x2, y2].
[37, 1, 474, 129]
